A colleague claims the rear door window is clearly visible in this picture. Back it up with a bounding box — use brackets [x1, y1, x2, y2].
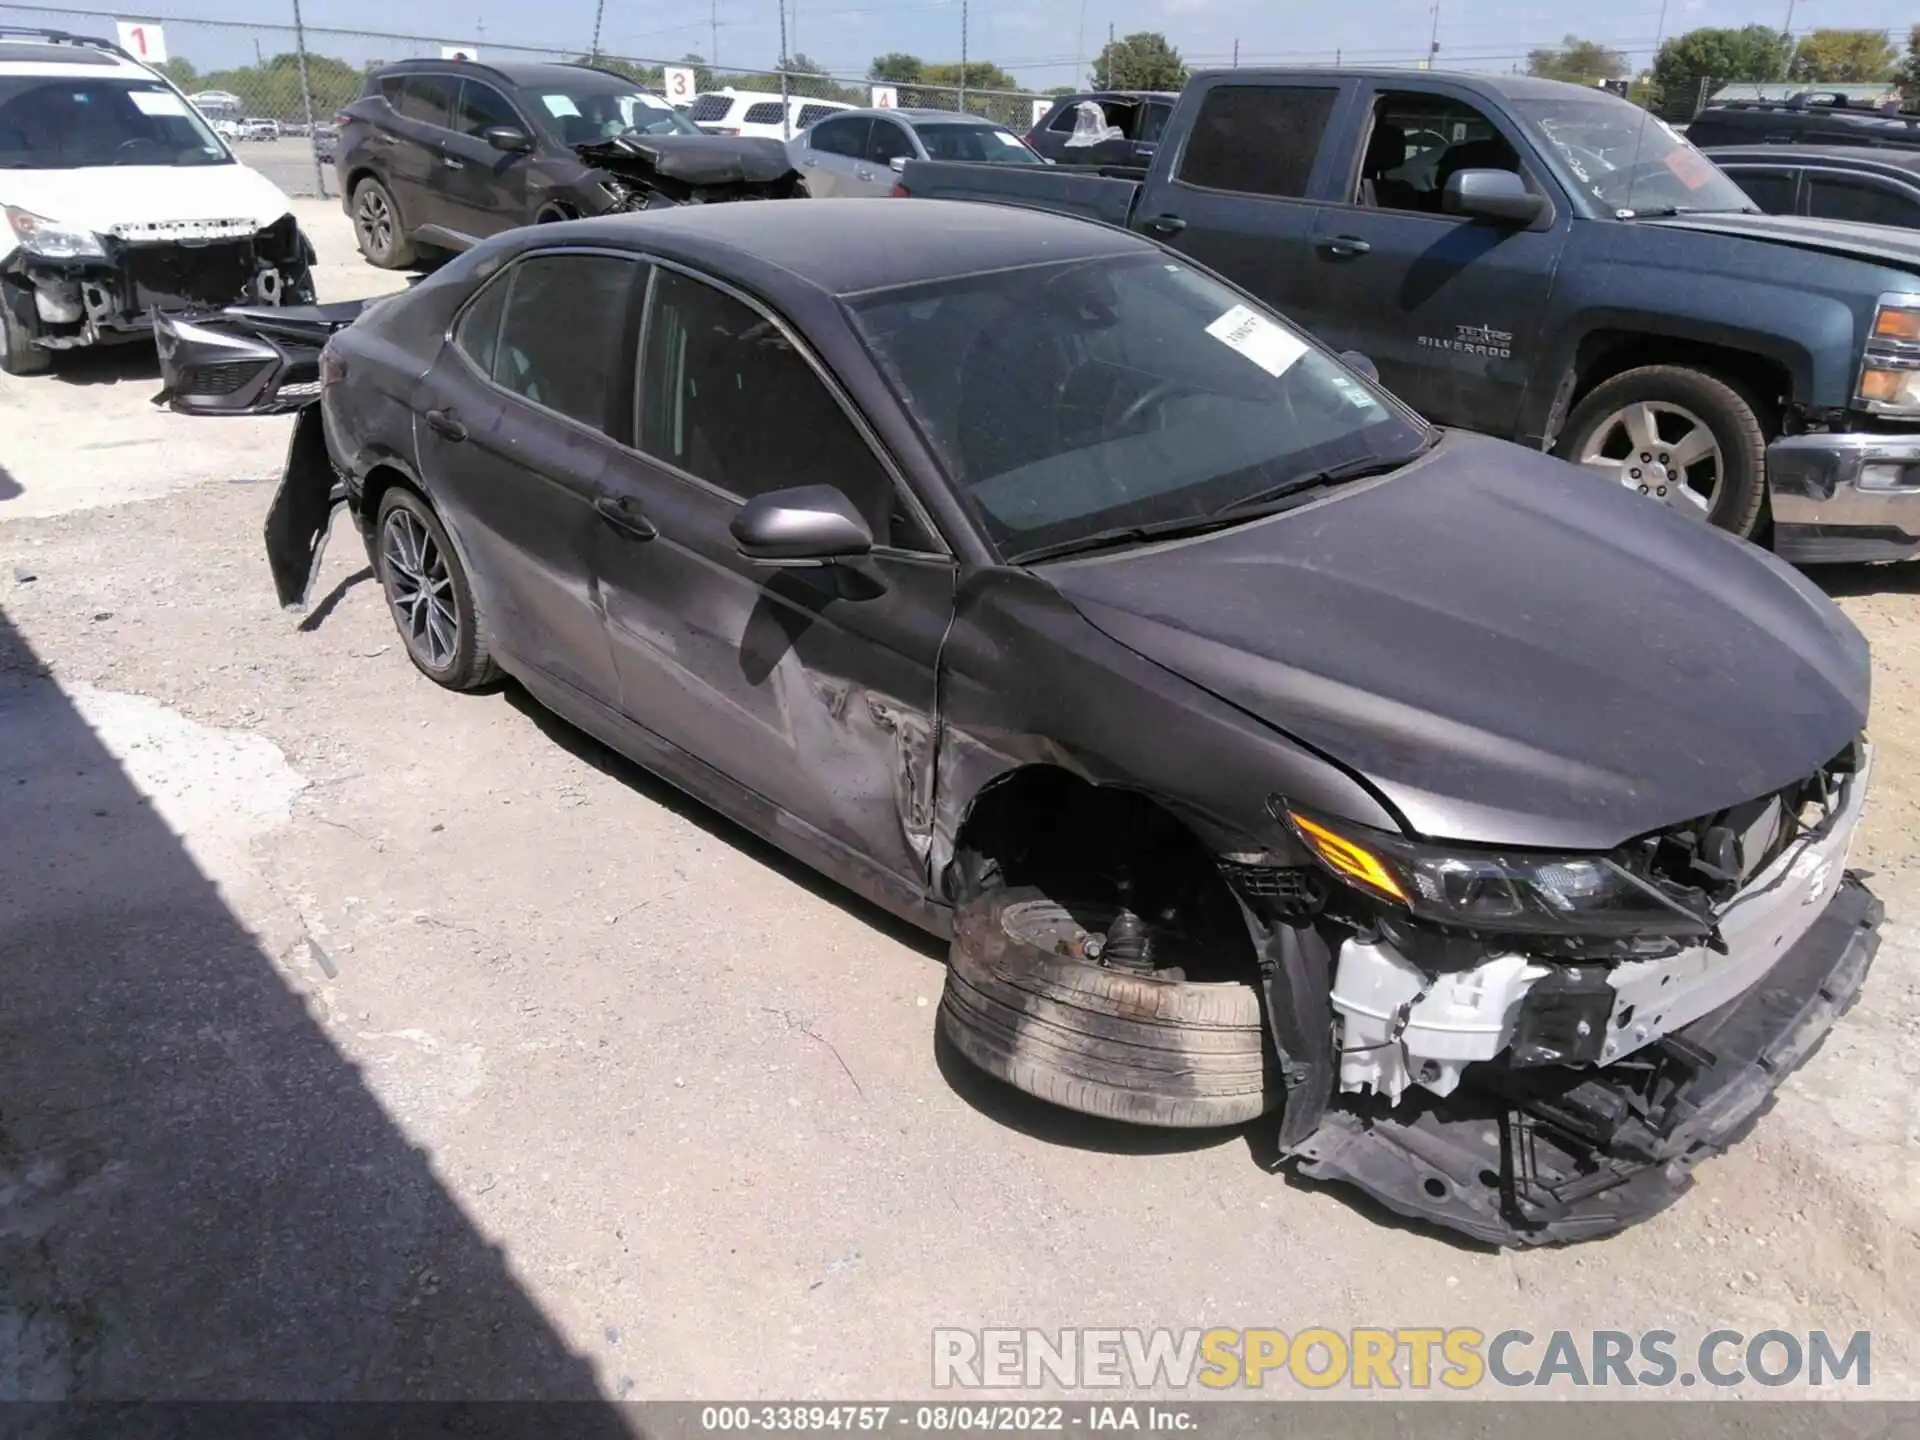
[1807, 173, 1920, 228]
[397, 74, 456, 129]
[687, 93, 734, 123]
[1177, 84, 1339, 198]
[742, 101, 785, 125]
[808, 114, 870, 156]
[796, 103, 840, 128]
[488, 254, 640, 434]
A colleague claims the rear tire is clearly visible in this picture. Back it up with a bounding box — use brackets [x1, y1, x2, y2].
[352, 176, 416, 269]
[372, 487, 498, 690]
[0, 282, 51, 376]
[940, 887, 1280, 1128]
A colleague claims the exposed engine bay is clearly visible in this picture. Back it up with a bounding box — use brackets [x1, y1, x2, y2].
[576, 134, 809, 210]
[5, 212, 314, 351]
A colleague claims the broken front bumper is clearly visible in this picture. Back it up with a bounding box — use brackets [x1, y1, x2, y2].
[1294, 873, 1883, 1247]
[1768, 430, 1920, 564]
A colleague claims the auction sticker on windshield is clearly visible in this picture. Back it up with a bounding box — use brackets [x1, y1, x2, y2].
[128, 89, 190, 117]
[1205, 304, 1307, 378]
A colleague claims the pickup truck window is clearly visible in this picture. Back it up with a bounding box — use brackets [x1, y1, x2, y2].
[1356, 93, 1519, 213]
[1722, 166, 1799, 215]
[1512, 95, 1754, 217]
[1178, 85, 1338, 199]
[847, 254, 1428, 558]
[1806, 173, 1920, 229]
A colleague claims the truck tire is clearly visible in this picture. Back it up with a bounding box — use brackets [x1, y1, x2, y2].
[0, 282, 51, 376]
[351, 176, 417, 269]
[1554, 365, 1768, 538]
[940, 887, 1281, 1129]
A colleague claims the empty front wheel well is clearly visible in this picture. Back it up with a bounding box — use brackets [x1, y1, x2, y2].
[946, 765, 1255, 976]
[1566, 332, 1789, 437]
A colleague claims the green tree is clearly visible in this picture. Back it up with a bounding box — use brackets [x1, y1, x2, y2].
[1788, 28, 1898, 83]
[187, 52, 366, 120]
[1090, 31, 1186, 90]
[869, 52, 924, 84]
[1046, 84, 1077, 96]
[1650, 24, 1793, 96]
[923, 60, 1018, 91]
[156, 57, 198, 87]
[1525, 35, 1628, 84]
[577, 55, 664, 87]
[1901, 24, 1920, 107]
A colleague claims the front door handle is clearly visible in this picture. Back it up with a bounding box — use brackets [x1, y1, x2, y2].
[424, 407, 467, 442]
[443, 155, 465, 169]
[594, 494, 658, 541]
[1318, 235, 1371, 257]
[1141, 213, 1186, 235]
[856, 167, 874, 180]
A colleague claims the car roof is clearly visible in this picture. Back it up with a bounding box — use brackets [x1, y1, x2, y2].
[0, 38, 147, 75]
[371, 57, 642, 91]
[832, 108, 1003, 125]
[1188, 66, 1608, 103]
[564, 198, 1150, 297]
[1702, 143, 1920, 174]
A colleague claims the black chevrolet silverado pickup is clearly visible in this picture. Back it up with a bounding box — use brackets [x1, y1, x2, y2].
[899, 69, 1920, 563]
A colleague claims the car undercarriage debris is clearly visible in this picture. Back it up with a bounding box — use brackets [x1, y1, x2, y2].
[576, 134, 808, 209]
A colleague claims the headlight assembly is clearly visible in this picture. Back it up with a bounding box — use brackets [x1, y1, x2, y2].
[1858, 293, 1920, 415]
[1284, 808, 1713, 940]
[4, 206, 106, 260]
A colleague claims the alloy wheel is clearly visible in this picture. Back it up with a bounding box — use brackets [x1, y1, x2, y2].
[382, 508, 460, 669]
[356, 188, 393, 257]
[1575, 400, 1723, 519]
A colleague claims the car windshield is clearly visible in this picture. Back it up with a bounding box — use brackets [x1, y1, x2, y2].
[531, 86, 700, 142]
[0, 77, 229, 169]
[1512, 96, 1755, 217]
[847, 253, 1431, 560]
[914, 122, 1041, 163]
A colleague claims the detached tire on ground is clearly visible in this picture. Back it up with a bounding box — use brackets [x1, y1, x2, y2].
[940, 887, 1281, 1128]
[1552, 364, 1769, 538]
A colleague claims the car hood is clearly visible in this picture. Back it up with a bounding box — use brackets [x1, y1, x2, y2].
[1642, 209, 1920, 272]
[1045, 432, 1870, 852]
[1, 162, 293, 237]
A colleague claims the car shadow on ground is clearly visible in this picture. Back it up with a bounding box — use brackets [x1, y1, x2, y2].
[500, 682, 946, 964]
[1813, 562, 1920, 598]
[0, 461, 18, 501]
[44, 344, 162, 387]
[0, 602, 632, 1410]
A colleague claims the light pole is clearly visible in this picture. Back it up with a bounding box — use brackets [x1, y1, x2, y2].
[959, 0, 968, 113]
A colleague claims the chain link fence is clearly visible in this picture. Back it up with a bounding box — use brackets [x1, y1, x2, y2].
[0, 2, 1057, 195]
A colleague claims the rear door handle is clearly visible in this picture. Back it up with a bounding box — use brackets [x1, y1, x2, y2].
[856, 167, 874, 180]
[1141, 213, 1186, 235]
[1318, 235, 1371, 257]
[424, 407, 467, 442]
[442, 155, 465, 169]
[595, 494, 658, 541]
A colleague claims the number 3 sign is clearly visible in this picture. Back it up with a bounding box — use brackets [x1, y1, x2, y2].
[116, 21, 168, 63]
[663, 67, 696, 102]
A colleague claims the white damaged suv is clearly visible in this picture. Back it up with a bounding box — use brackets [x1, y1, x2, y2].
[0, 28, 314, 375]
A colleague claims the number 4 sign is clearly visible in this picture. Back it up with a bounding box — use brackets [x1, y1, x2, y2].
[116, 21, 168, 63]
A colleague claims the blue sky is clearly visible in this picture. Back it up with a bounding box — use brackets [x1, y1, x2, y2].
[5, 0, 1914, 87]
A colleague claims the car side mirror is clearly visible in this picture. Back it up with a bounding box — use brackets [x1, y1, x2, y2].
[1339, 350, 1379, 383]
[889, 156, 908, 173]
[1443, 168, 1547, 225]
[731, 485, 873, 565]
[484, 125, 533, 153]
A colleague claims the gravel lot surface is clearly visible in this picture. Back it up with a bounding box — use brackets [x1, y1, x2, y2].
[2, 197, 1916, 1403]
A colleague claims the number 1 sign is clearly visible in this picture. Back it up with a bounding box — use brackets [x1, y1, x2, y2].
[116, 21, 169, 63]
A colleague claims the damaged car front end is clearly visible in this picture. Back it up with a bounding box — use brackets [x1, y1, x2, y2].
[4, 208, 314, 356]
[1252, 743, 1879, 1245]
[576, 134, 809, 210]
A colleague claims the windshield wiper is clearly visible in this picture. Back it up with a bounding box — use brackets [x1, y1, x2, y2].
[1007, 449, 1423, 566]
[1204, 448, 1424, 520]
